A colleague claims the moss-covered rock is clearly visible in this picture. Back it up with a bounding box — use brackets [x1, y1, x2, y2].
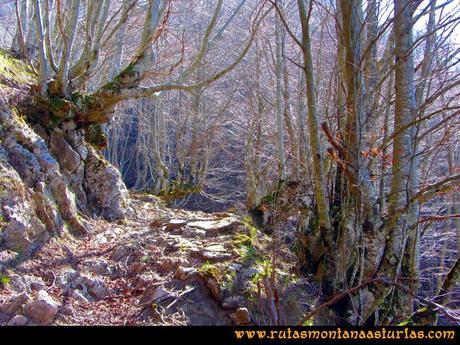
[84, 124, 108, 149]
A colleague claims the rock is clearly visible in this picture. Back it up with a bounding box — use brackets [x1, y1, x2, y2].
[110, 243, 138, 261]
[229, 307, 251, 325]
[91, 284, 115, 300]
[6, 274, 28, 293]
[7, 315, 28, 326]
[165, 219, 188, 231]
[59, 305, 75, 317]
[187, 217, 239, 237]
[149, 219, 165, 228]
[241, 266, 263, 279]
[30, 281, 46, 291]
[175, 266, 198, 281]
[22, 275, 47, 291]
[23, 290, 60, 324]
[138, 284, 172, 306]
[206, 278, 220, 301]
[32, 182, 65, 234]
[0, 292, 29, 314]
[191, 245, 233, 263]
[157, 258, 176, 274]
[71, 290, 89, 303]
[71, 275, 114, 300]
[221, 295, 245, 310]
[85, 147, 130, 221]
[127, 262, 146, 275]
[47, 174, 88, 234]
[57, 269, 80, 289]
[83, 259, 113, 276]
[49, 133, 81, 173]
[0, 148, 47, 252]
[182, 227, 207, 238]
[131, 273, 161, 290]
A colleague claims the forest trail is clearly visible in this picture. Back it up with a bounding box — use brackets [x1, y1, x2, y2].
[0, 193, 311, 326]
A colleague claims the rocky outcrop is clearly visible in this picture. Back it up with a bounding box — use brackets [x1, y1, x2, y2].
[0, 49, 134, 254]
[0, 97, 130, 253]
[0, 146, 48, 252]
[85, 147, 130, 221]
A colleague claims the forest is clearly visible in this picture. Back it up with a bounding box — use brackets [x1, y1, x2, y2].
[0, 0, 459, 328]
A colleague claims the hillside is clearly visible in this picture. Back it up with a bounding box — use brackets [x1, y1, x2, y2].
[0, 50, 310, 325]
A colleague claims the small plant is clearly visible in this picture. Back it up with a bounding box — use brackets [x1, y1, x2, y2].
[140, 255, 150, 263]
[302, 318, 314, 326]
[0, 275, 11, 286]
[198, 261, 220, 277]
[236, 244, 258, 263]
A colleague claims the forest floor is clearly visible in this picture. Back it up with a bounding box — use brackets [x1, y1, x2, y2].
[0, 192, 314, 325]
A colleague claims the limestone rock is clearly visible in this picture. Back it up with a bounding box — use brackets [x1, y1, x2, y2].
[49, 133, 81, 174]
[22, 275, 47, 292]
[191, 244, 233, 263]
[187, 217, 239, 237]
[83, 259, 113, 276]
[157, 258, 176, 274]
[85, 147, 130, 221]
[131, 273, 161, 290]
[175, 266, 198, 281]
[71, 275, 114, 300]
[127, 262, 146, 275]
[0, 148, 47, 252]
[23, 290, 60, 324]
[110, 242, 139, 261]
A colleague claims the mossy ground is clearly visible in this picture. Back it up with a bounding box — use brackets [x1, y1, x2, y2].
[0, 49, 35, 88]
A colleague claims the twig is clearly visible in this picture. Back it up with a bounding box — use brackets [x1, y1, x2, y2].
[165, 286, 196, 310]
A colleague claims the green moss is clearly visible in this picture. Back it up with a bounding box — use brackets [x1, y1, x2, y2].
[198, 261, 224, 282]
[0, 49, 35, 86]
[71, 92, 95, 110]
[397, 306, 437, 326]
[99, 62, 137, 92]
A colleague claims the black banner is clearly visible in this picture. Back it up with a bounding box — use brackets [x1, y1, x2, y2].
[1, 326, 458, 344]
